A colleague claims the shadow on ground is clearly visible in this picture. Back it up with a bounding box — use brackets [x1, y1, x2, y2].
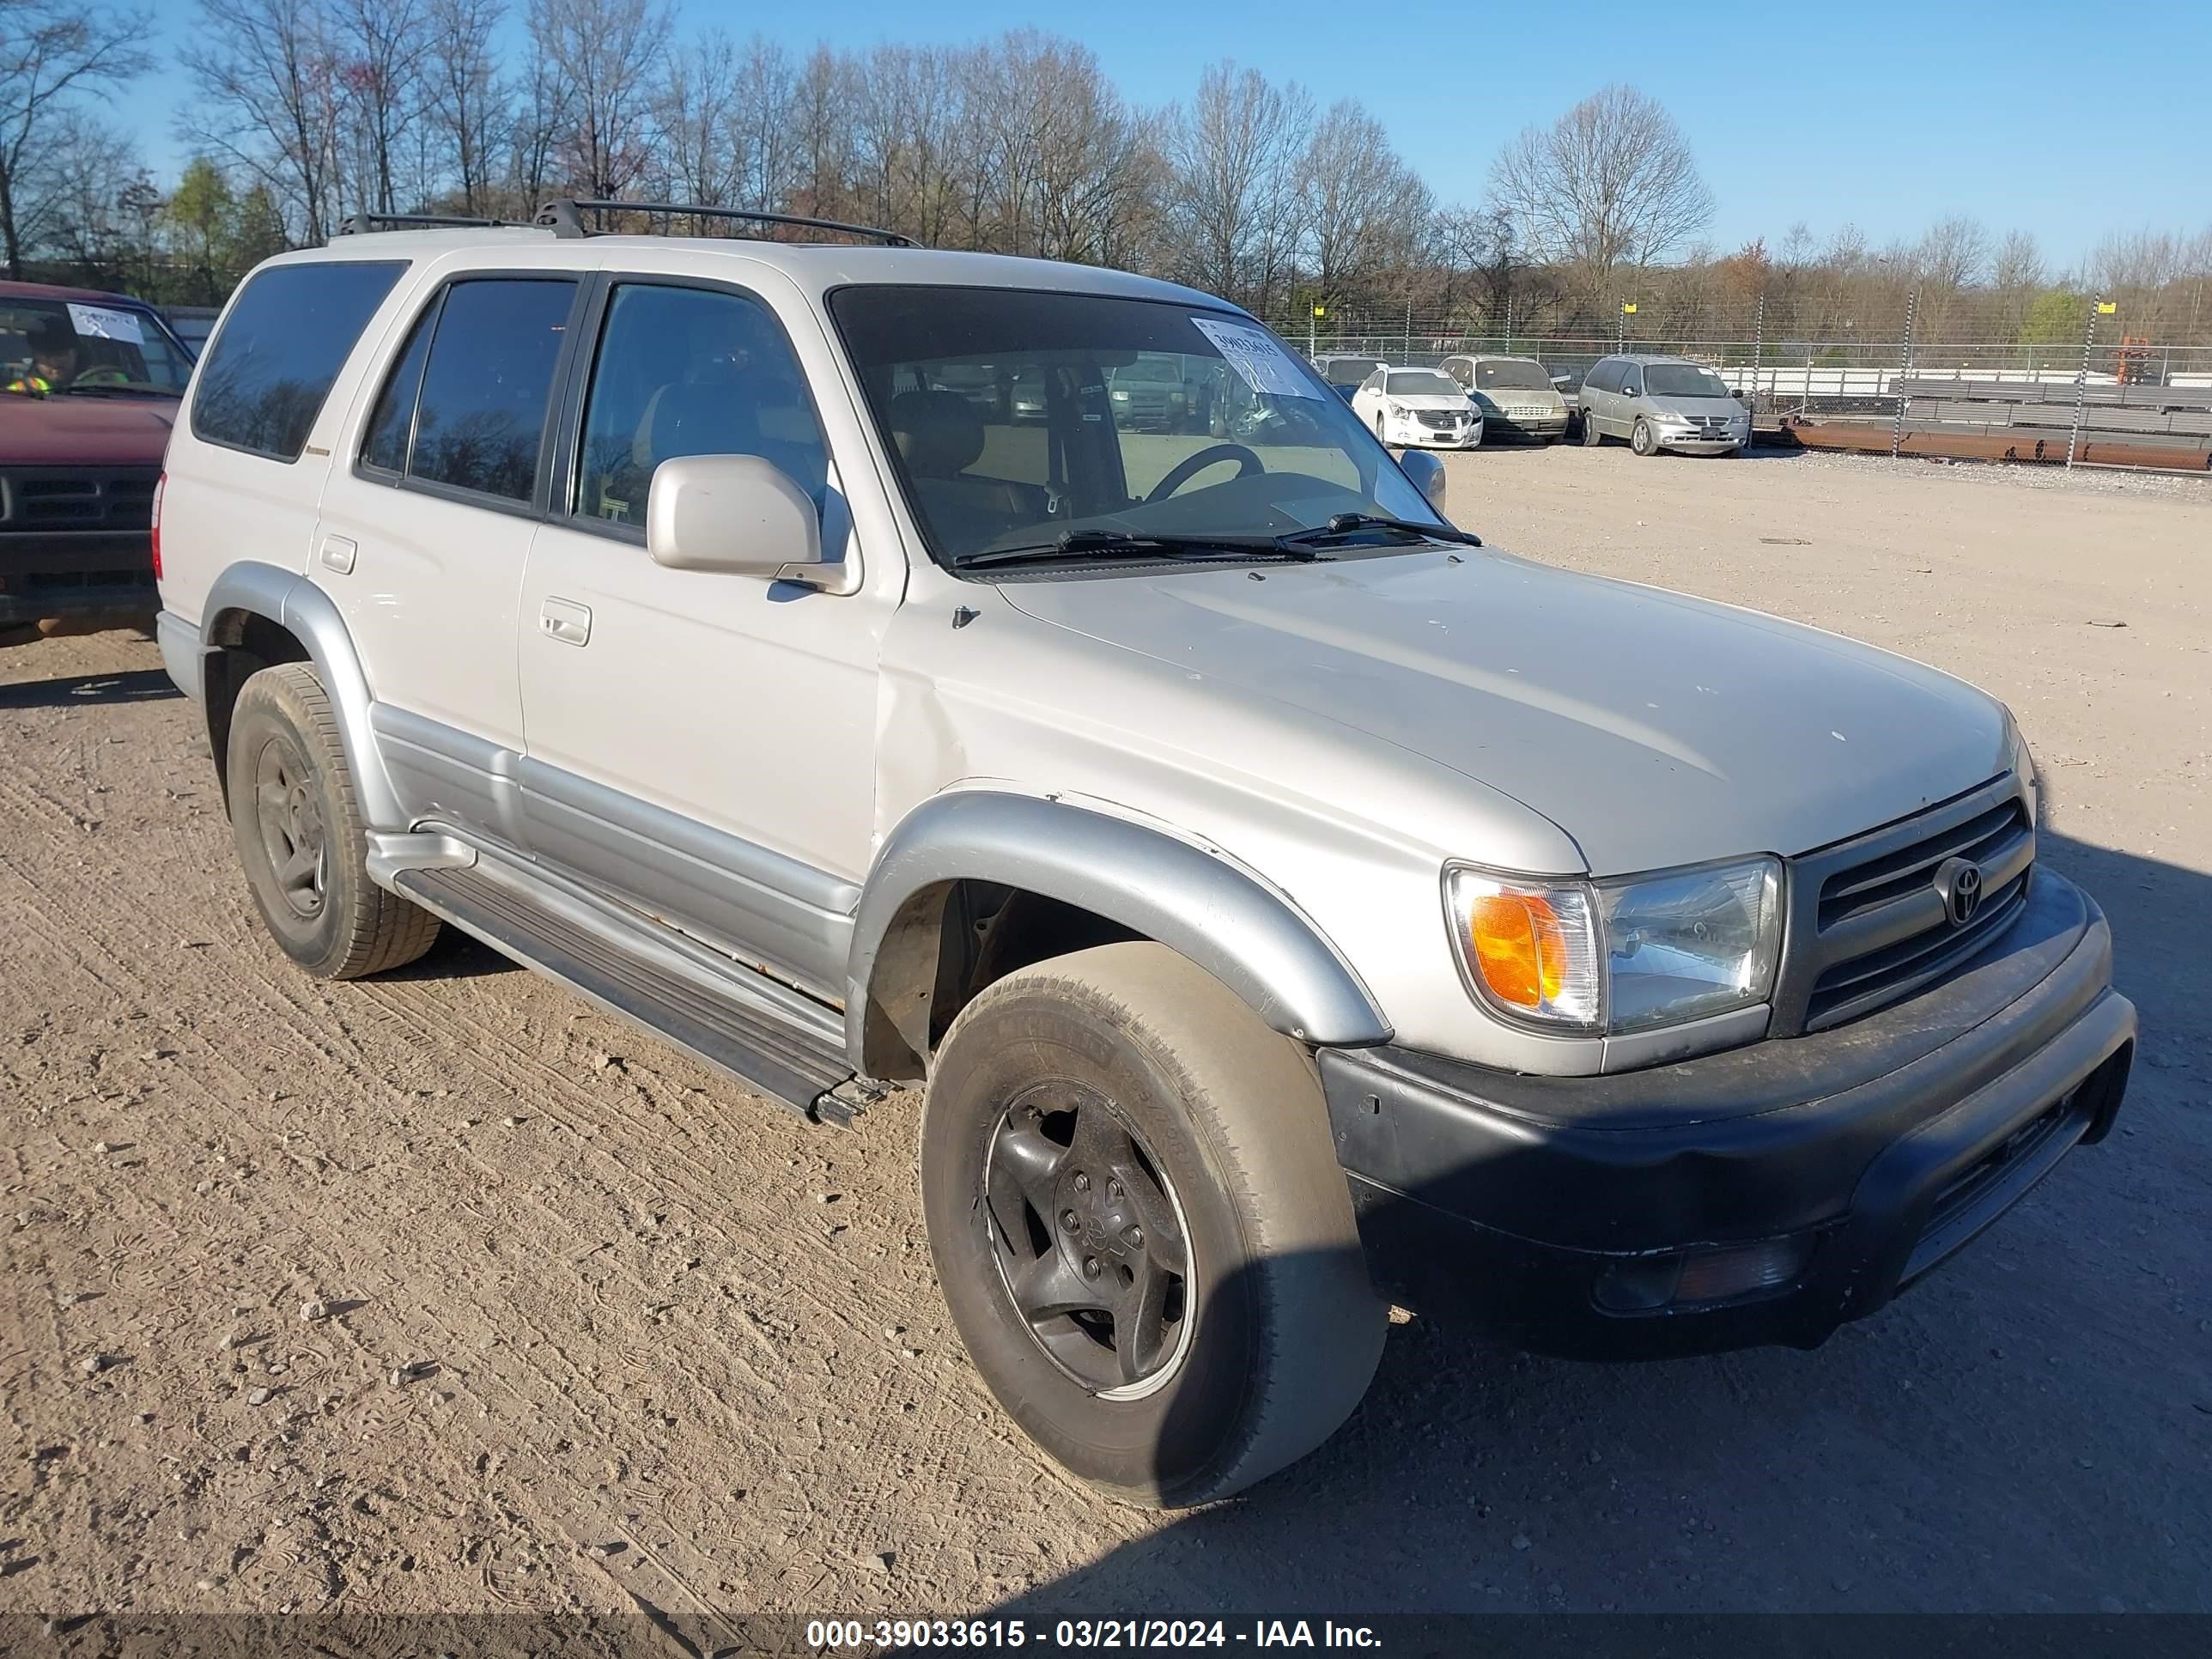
[0, 667, 179, 708]
[970, 832, 2209, 1617]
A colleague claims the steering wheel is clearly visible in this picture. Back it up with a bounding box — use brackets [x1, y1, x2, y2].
[72, 365, 132, 387]
[1144, 443, 1262, 505]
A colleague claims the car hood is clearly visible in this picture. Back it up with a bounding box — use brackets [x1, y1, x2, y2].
[996, 549, 2009, 875]
[1647, 394, 1744, 419]
[0, 393, 177, 465]
[1480, 387, 1565, 410]
[1382, 394, 1473, 411]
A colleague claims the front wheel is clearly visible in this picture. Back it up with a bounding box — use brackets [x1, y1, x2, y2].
[1580, 412, 1601, 447]
[921, 942, 1386, 1508]
[1631, 416, 1659, 456]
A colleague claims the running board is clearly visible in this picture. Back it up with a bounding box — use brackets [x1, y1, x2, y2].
[389, 859, 859, 1122]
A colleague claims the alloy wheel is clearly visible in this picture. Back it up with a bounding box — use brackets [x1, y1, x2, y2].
[252, 738, 327, 921]
[982, 1079, 1194, 1399]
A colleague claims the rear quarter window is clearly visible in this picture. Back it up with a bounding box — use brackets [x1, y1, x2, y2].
[191, 261, 407, 460]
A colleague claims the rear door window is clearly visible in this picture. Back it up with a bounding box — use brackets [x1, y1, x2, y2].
[191, 261, 407, 459]
[354, 276, 579, 504]
[406, 279, 578, 502]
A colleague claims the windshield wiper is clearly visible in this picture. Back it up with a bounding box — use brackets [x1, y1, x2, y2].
[58, 383, 176, 398]
[1279, 512, 1483, 549]
[957, 528, 1322, 571]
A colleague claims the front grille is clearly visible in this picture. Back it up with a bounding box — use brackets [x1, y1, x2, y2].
[1775, 777, 2035, 1034]
[0, 467, 159, 533]
[1417, 410, 1462, 429]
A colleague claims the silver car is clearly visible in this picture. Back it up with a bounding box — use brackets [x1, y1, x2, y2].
[1440, 353, 1571, 442]
[153, 211, 2133, 1511]
[1580, 353, 1750, 456]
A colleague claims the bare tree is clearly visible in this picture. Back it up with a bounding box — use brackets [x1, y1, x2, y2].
[785, 44, 854, 222]
[1008, 34, 1152, 265]
[332, 0, 428, 214]
[526, 0, 670, 198]
[181, 0, 348, 244]
[1914, 213, 1989, 289]
[1302, 100, 1430, 305]
[729, 34, 795, 214]
[1487, 84, 1713, 305]
[29, 110, 148, 277]
[505, 48, 563, 210]
[1992, 228, 2044, 292]
[652, 26, 738, 205]
[0, 0, 153, 275]
[1158, 63, 1311, 311]
[423, 0, 505, 214]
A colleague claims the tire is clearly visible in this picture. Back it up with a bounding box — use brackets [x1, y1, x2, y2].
[1580, 411, 1601, 447]
[921, 942, 1386, 1508]
[1631, 416, 1658, 457]
[1373, 412, 1389, 447]
[226, 662, 441, 980]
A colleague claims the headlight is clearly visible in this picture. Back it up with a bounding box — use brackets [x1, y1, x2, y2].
[1111, 389, 1129, 401]
[1446, 856, 1782, 1035]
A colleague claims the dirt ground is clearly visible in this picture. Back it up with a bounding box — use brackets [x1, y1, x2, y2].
[3, 446, 2208, 1631]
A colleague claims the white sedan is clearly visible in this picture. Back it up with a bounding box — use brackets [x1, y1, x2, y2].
[1351, 366, 1484, 449]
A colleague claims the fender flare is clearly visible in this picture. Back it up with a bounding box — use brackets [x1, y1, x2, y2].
[845, 790, 1390, 1071]
[201, 562, 404, 830]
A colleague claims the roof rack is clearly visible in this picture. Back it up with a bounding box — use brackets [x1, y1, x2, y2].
[334, 211, 519, 236]
[533, 198, 914, 248]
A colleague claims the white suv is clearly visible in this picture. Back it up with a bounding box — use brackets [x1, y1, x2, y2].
[154, 204, 2132, 1510]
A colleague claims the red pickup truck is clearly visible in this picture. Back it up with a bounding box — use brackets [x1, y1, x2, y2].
[0, 280, 195, 644]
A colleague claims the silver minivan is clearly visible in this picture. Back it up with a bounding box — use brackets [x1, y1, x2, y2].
[1580, 353, 1750, 456]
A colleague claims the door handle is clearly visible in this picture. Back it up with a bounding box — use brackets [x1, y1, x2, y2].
[539, 597, 592, 647]
[318, 534, 357, 575]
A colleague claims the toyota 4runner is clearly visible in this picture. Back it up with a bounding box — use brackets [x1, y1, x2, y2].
[154, 204, 2135, 1509]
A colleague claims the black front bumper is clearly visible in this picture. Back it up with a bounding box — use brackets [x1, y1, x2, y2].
[1321, 869, 2134, 1358]
[0, 535, 157, 626]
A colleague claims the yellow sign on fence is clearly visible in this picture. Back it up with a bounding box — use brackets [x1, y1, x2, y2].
[1622, 302, 1638, 314]
[2096, 301, 2118, 314]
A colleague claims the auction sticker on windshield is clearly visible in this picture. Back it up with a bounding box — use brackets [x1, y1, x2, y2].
[1189, 316, 1319, 399]
[66, 302, 145, 344]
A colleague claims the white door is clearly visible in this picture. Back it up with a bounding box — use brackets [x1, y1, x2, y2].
[311, 271, 586, 835]
[515, 276, 890, 997]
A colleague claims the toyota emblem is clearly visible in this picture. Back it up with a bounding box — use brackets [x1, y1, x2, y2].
[1936, 857, 1984, 927]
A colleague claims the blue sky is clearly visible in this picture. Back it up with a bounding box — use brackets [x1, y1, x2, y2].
[131, 0, 2209, 269]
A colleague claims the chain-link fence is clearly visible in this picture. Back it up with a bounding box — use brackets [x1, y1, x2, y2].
[1271, 291, 2212, 468]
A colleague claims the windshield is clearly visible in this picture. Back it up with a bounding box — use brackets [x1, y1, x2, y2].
[1473, 359, 1553, 392]
[0, 296, 192, 396]
[1385, 370, 1459, 398]
[1644, 364, 1732, 399]
[830, 287, 1438, 566]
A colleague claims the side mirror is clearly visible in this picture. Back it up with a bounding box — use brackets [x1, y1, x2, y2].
[646, 453, 826, 584]
[1398, 448, 1447, 511]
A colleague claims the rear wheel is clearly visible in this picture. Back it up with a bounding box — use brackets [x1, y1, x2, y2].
[921, 942, 1386, 1508]
[1631, 416, 1659, 457]
[226, 663, 441, 979]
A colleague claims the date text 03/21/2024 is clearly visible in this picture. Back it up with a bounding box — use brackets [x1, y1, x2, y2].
[805, 1619, 1382, 1650]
